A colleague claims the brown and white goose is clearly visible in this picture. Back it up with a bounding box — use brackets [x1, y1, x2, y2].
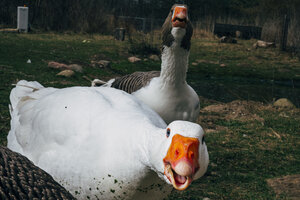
[0, 145, 75, 199]
[93, 4, 199, 124]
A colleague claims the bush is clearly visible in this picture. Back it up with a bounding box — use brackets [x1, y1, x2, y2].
[127, 29, 160, 56]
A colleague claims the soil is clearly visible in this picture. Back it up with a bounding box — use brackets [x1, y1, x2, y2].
[197, 99, 265, 133]
[197, 99, 299, 133]
[267, 174, 300, 199]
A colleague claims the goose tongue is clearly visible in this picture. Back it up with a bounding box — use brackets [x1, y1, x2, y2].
[164, 164, 192, 190]
[174, 173, 187, 184]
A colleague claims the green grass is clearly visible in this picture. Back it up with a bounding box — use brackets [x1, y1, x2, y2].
[0, 32, 299, 199]
[189, 38, 300, 81]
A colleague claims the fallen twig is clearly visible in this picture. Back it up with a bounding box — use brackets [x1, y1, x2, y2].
[270, 128, 281, 139]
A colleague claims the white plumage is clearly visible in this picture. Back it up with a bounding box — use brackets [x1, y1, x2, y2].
[94, 5, 199, 124]
[8, 80, 208, 200]
[132, 28, 199, 124]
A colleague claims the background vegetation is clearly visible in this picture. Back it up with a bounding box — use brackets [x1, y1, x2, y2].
[1, 0, 300, 53]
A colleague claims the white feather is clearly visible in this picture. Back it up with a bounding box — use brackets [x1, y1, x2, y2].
[133, 28, 199, 124]
[7, 80, 208, 200]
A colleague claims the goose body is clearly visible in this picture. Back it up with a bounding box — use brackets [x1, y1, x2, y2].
[8, 80, 208, 200]
[0, 145, 75, 199]
[94, 5, 199, 124]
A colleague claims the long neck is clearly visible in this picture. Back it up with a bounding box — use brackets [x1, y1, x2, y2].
[142, 126, 169, 178]
[160, 42, 189, 86]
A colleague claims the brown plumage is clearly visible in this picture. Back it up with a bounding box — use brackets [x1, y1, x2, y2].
[111, 71, 160, 94]
[0, 146, 75, 200]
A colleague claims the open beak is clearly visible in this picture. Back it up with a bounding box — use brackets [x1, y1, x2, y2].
[172, 6, 188, 28]
[163, 134, 200, 190]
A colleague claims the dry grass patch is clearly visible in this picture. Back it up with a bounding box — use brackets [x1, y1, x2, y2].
[198, 100, 265, 133]
[267, 175, 300, 200]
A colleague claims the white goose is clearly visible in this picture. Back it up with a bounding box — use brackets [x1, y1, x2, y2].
[93, 4, 199, 124]
[8, 80, 209, 200]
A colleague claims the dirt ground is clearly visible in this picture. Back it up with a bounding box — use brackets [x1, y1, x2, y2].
[197, 98, 298, 133]
[267, 175, 300, 199]
[197, 99, 265, 133]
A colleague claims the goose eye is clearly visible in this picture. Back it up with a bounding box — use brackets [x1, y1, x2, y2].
[202, 136, 205, 144]
[166, 128, 171, 138]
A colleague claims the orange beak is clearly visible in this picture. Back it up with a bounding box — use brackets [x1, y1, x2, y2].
[172, 6, 188, 28]
[163, 134, 199, 190]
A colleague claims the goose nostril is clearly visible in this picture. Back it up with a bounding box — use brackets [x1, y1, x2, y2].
[190, 151, 194, 159]
[175, 149, 179, 157]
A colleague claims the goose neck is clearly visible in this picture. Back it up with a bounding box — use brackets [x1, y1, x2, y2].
[142, 127, 168, 175]
[160, 44, 189, 86]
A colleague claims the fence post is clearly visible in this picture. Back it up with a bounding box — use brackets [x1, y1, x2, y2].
[280, 14, 290, 51]
[142, 18, 146, 33]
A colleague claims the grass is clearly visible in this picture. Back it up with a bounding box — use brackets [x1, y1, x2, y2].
[190, 38, 300, 81]
[0, 32, 299, 199]
[169, 108, 300, 199]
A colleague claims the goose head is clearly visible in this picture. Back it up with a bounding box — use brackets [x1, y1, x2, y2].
[157, 121, 209, 191]
[162, 4, 193, 50]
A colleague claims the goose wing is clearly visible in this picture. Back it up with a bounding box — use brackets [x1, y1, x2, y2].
[111, 71, 160, 94]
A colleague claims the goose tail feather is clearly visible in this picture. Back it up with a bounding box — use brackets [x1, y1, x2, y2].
[9, 80, 44, 114]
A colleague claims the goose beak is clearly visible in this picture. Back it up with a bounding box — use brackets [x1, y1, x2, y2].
[172, 6, 188, 28]
[163, 134, 200, 190]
